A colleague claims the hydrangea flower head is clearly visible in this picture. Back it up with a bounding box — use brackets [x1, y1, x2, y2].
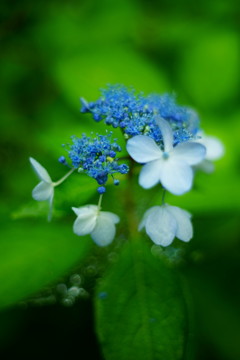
[72, 205, 120, 246]
[81, 85, 199, 145]
[139, 204, 193, 246]
[66, 132, 129, 187]
[127, 118, 206, 195]
[28, 84, 223, 251]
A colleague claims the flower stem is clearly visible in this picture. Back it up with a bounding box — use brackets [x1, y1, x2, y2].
[161, 188, 166, 204]
[118, 155, 132, 161]
[53, 168, 75, 187]
[98, 194, 103, 211]
[124, 158, 138, 239]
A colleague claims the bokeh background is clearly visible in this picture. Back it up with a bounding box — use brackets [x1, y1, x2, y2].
[0, 0, 239, 359]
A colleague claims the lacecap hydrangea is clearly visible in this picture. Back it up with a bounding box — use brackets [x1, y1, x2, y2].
[29, 84, 224, 247]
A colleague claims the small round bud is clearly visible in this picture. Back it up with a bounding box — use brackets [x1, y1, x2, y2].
[62, 297, 75, 307]
[93, 113, 102, 122]
[108, 150, 116, 158]
[106, 156, 114, 163]
[97, 186, 106, 194]
[58, 156, 66, 164]
[119, 164, 129, 174]
[114, 179, 120, 186]
[99, 155, 106, 162]
[68, 286, 80, 297]
[70, 274, 82, 285]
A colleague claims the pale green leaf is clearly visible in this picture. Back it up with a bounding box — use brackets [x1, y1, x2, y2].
[0, 219, 93, 309]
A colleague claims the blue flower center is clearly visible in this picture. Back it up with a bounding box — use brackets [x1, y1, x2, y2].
[162, 152, 169, 160]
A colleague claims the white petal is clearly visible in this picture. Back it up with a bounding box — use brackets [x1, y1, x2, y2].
[72, 205, 98, 217]
[91, 213, 117, 246]
[138, 206, 160, 231]
[139, 159, 163, 189]
[72, 207, 98, 236]
[29, 157, 52, 183]
[48, 192, 54, 222]
[32, 181, 54, 201]
[101, 211, 120, 224]
[172, 142, 206, 165]
[195, 160, 215, 173]
[166, 205, 193, 242]
[126, 135, 162, 163]
[199, 135, 225, 160]
[160, 159, 193, 195]
[145, 206, 177, 246]
[155, 117, 173, 152]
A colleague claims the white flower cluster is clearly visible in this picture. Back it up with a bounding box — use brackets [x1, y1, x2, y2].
[30, 118, 224, 247]
[30, 157, 119, 247]
[127, 118, 224, 245]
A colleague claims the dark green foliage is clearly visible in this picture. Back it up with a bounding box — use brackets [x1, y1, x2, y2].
[95, 240, 188, 360]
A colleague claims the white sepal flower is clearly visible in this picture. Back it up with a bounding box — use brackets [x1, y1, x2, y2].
[29, 157, 54, 220]
[139, 204, 193, 247]
[72, 205, 120, 247]
[194, 132, 225, 173]
[126, 118, 206, 195]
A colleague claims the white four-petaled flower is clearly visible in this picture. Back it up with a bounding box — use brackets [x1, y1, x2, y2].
[139, 204, 193, 246]
[72, 205, 120, 246]
[29, 157, 54, 220]
[126, 118, 206, 195]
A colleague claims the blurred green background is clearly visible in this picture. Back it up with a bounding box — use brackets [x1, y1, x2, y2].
[0, 0, 239, 359]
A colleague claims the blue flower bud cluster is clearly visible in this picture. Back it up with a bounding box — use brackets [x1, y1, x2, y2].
[66, 133, 129, 187]
[81, 85, 200, 146]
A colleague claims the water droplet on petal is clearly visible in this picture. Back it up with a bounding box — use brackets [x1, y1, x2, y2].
[70, 274, 82, 286]
[68, 286, 80, 297]
[62, 297, 75, 307]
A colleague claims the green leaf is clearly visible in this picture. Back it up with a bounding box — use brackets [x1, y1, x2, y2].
[0, 218, 93, 309]
[95, 240, 188, 360]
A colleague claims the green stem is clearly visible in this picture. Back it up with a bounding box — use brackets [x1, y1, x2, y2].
[53, 168, 75, 187]
[124, 158, 139, 239]
[118, 155, 132, 161]
[161, 188, 166, 205]
[122, 137, 154, 355]
[97, 194, 103, 211]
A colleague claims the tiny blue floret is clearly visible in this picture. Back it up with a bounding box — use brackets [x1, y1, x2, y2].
[58, 156, 67, 165]
[97, 186, 106, 194]
[114, 179, 120, 186]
